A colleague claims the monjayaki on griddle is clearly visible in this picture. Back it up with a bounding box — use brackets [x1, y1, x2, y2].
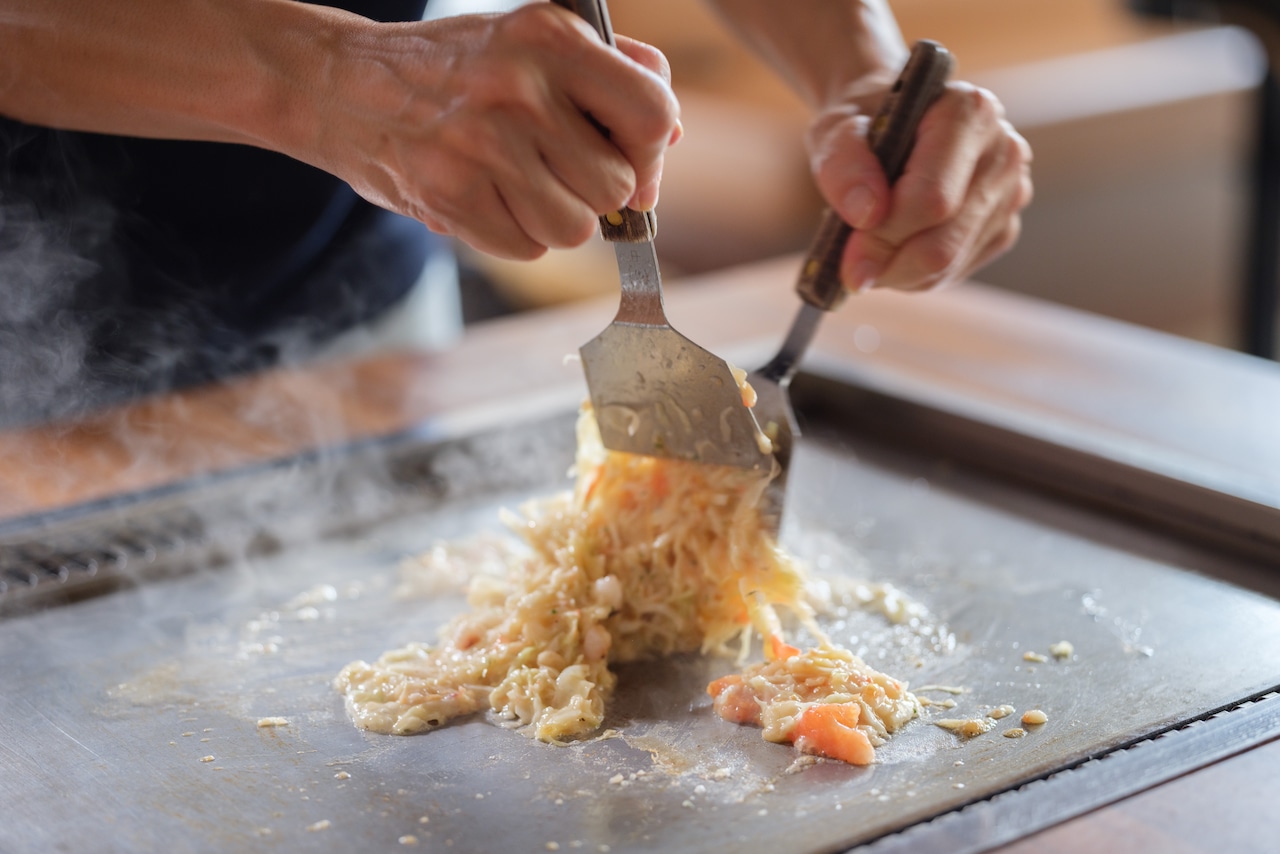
[557, 0, 952, 525]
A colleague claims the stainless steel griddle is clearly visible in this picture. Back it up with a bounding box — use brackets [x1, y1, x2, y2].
[2, 353, 1280, 854]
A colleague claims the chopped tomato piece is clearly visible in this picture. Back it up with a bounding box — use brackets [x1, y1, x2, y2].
[706, 675, 741, 698]
[650, 468, 669, 499]
[707, 675, 761, 726]
[792, 703, 875, 766]
[766, 635, 801, 662]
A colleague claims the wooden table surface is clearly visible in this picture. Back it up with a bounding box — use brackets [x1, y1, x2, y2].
[2, 256, 1277, 851]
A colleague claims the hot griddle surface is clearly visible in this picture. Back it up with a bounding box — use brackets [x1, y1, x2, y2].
[2, 408, 1279, 854]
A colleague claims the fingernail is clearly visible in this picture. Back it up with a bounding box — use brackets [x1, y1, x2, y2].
[850, 259, 882, 293]
[634, 174, 661, 212]
[842, 184, 877, 230]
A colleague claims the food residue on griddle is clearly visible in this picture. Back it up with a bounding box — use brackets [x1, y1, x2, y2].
[934, 717, 995, 738]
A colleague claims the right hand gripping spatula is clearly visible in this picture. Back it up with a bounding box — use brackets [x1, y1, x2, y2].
[751, 40, 955, 526]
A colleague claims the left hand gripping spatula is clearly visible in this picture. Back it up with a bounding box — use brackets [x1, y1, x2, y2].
[555, 0, 772, 472]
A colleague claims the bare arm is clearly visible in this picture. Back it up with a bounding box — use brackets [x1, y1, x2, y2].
[701, 0, 1032, 293]
[0, 0, 681, 260]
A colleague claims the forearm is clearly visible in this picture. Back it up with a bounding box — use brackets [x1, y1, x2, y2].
[0, 0, 355, 153]
[699, 0, 908, 110]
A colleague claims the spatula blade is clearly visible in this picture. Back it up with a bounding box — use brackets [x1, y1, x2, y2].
[581, 323, 769, 470]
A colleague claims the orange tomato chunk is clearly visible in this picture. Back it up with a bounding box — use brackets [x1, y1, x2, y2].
[792, 703, 875, 766]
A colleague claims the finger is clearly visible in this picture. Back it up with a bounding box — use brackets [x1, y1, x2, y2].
[863, 123, 1029, 291]
[614, 35, 672, 87]
[807, 109, 889, 231]
[958, 212, 1022, 283]
[494, 123, 605, 249]
[444, 180, 546, 261]
[843, 87, 1017, 291]
[537, 98, 637, 217]
[544, 18, 680, 211]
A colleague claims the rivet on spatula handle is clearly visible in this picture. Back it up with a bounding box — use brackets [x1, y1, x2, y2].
[796, 40, 954, 311]
[550, 0, 656, 243]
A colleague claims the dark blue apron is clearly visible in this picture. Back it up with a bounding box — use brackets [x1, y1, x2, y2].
[0, 0, 436, 426]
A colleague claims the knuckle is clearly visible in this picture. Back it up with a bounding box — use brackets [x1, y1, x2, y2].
[501, 3, 574, 50]
[944, 81, 1004, 124]
[908, 175, 960, 227]
[998, 215, 1023, 254]
[543, 209, 599, 249]
[1017, 169, 1034, 209]
[916, 233, 965, 280]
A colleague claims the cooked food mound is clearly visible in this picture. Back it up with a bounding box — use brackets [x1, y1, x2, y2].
[335, 406, 919, 763]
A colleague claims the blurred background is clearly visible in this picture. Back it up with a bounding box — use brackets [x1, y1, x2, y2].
[432, 0, 1273, 356]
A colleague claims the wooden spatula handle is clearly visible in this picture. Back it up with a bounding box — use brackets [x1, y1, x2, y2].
[550, 0, 657, 243]
[796, 40, 954, 311]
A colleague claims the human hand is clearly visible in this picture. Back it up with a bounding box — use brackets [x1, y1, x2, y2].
[304, 3, 681, 260]
[806, 81, 1033, 292]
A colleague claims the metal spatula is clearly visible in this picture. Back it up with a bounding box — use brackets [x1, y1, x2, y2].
[556, 0, 771, 471]
[751, 40, 955, 523]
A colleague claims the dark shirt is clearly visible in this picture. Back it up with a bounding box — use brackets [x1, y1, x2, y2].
[0, 0, 435, 426]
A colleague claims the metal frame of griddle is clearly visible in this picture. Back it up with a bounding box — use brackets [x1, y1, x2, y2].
[6, 348, 1280, 614]
[860, 688, 1280, 854]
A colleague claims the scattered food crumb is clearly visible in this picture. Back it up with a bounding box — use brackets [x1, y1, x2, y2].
[917, 685, 966, 694]
[418, 816, 430, 825]
[935, 718, 995, 737]
[182, 732, 194, 737]
[546, 843, 560, 851]
[694, 785, 706, 795]
[1023, 651, 1048, 663]
[989, 705, 1016, 720]
[254, 828, 272, 837]
[1022, 709, 1048, 726]
[1004, 728, 1027, 739]
[1050, 641, 1074, 659]
[399, 835, 418, 846]
[474, 793, 484, 800]
[609, 774, 624, 785]
[757, 809, 768, 816]
[200, 756, 215, 763]
[711, 768, 732, 780]
[334, 771, 351, 780]
[554, 798, 564, 805]
[200, 738, 210, 743]
[257, 717, 290, 728]
[682, 800, 694, 809]
[954, 760, 964, 766]
[306, 820, 331, 832]
[953, 783, 966, 790]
